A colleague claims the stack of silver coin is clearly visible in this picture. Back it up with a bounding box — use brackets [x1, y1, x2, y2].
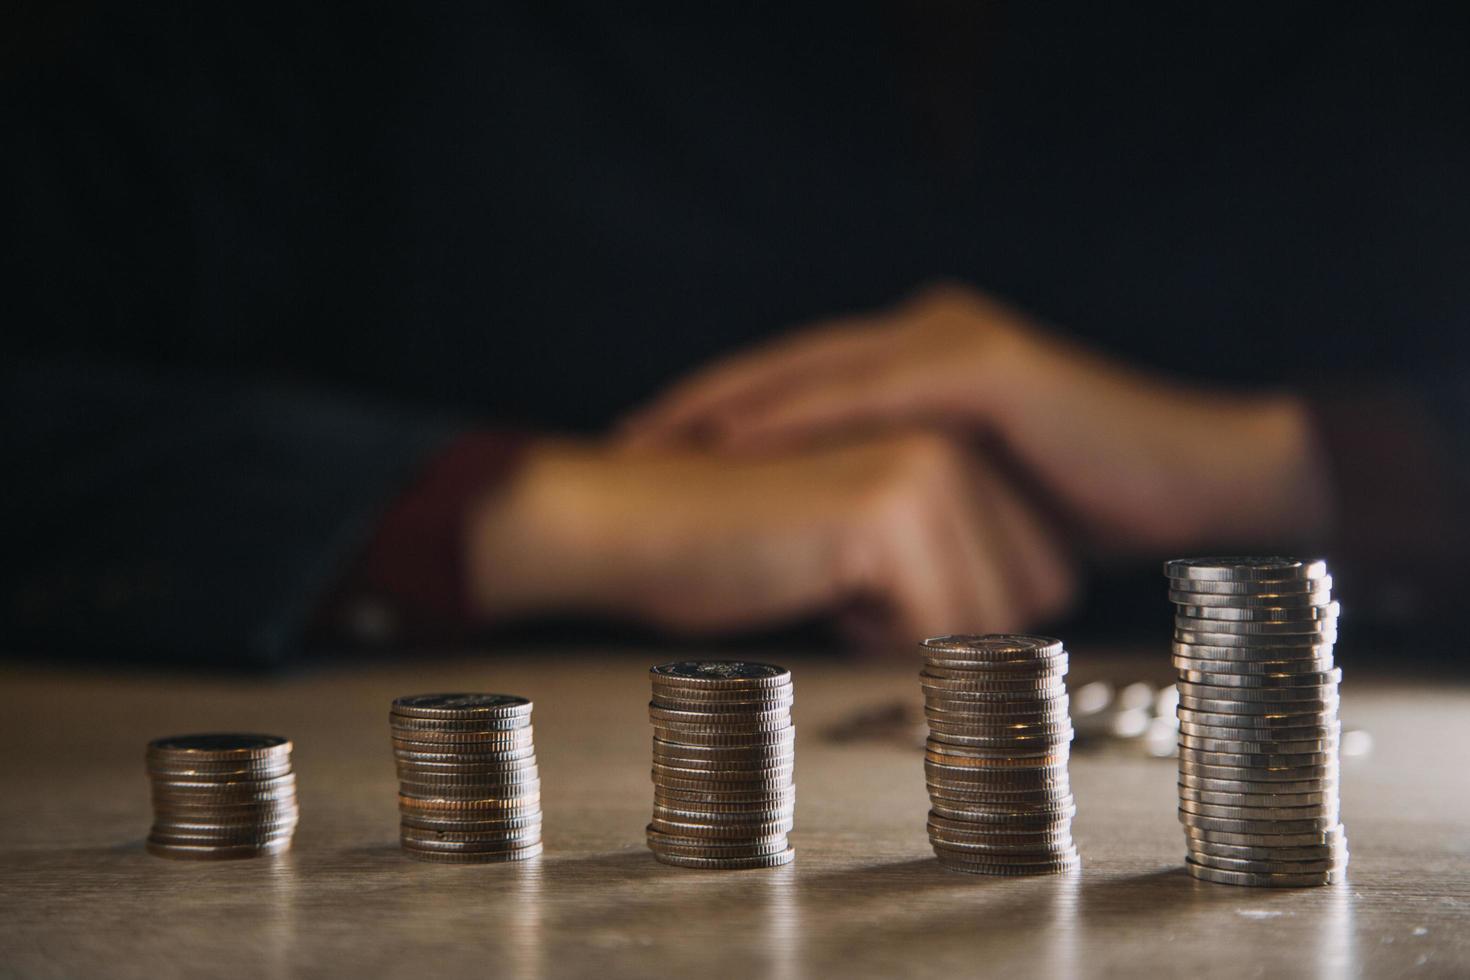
[390, 694, 543, 863]
[146, 734, 298, 860]
[1167, 557, 1347, 887]
[647, 661, 795, 869]
[920, 635, 1079, 875]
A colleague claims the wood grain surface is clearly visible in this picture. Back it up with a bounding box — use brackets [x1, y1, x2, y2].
[1, 648, 1466, 979]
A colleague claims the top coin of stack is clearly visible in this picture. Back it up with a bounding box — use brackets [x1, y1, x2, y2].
[1166, 557, 1347, 887]
[920, 635, 1079, 875]
[390, 694, 543, 863]
[647, 661, 795, 869]
[146, 734, 298, 860]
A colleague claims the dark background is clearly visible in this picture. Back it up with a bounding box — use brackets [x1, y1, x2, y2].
[4, 2, 1468, 666]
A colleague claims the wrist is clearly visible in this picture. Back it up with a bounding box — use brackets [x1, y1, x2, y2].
[464, 439, 624, 620]
[1191, 393, 1335, 548]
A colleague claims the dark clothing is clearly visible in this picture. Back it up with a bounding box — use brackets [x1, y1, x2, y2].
[5, 4, 1469, 665]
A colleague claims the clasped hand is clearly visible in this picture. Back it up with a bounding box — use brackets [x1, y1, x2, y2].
[470, 284, 1330, 649]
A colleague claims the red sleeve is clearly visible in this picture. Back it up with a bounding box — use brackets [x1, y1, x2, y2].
[319, 432, 529, 643]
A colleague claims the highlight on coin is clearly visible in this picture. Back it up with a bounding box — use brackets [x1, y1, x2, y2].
[145, 733, 298, 860]
[390, 693, 543, 863]
[647, 661, 796, 869]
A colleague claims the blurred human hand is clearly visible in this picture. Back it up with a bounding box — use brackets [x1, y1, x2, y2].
[621, 283, 1333, 553]
[466, 432, 1077, 650]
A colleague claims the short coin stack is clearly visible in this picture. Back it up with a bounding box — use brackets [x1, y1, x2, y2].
[647, 661, 795, 869]
[146, 734, 298, 860]
[1167, 557, 1347, 887]
[390, 694, 543, 863]
[920, 635, 1079, 875]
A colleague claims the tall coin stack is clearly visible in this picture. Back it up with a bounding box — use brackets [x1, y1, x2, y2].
[390, 694, 543, 863]
[146, 734, 298, 860]
[1167, 557, 1347, 887]
[920, 635, 1079, 875]
[647, 662, 796, 869]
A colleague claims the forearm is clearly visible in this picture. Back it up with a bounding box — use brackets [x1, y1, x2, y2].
[988, 334, 1335, 555]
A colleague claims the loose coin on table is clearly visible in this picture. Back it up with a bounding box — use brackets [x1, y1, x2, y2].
[1164, 557, 1348, 887]
[391, 693, 543, 863]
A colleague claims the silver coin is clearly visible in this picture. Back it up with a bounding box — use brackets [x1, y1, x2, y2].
[1179, 715, 1341, 737]
[1168, 575, 1334, 596]
[648, 728, 797, 748]
[1187, 835, 1346, 863]
[650, 660, 792, 687]
[1178, 717, 1338, 737]
[1177, 694, 1338, 715]
[1186, 851, 1346, 876]
[1184, 825, 1344, 848]
[1179, 796, 1339, 820]
[1176, 710, 1337, 732]
[922, 703, 1072, 726]
[1172, 655, 1335, 675]
[648, 704, 792, 724]
[1171, 645, 1335, 667]
[1165, 557, 1329, 583]
[1179, 813, 1339, 837]
[923, 712, 1073, 735]
[920, 634, 1064, 662]
[390, 694, 533, 720]
[1165, 557, 1327, 583]
[1176, 679, 1341, 700]
[1178, 729, 1339, 752]
[1177, 758, 1339, 782]
[1176, 668, 1342, 688]
[927, 833, 1075, 855]
[1184, 858, 1343, 887]
[1176, 752, 1340, 775]
[1174, 612, 1338, 635]
[1175, 629, 1338, 651]
[926, 730, 1072, 752]
[1175, 601, 1338, 622]
[1179, 785, 1335, 807]
[926, 779, 1074, 803]
[1179, 773, 1338, 796]
[1168, 588, 1332, 608]
[919, 672, 1069, 692]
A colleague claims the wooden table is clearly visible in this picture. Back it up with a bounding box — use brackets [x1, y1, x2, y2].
[2, 649, 1467, 978]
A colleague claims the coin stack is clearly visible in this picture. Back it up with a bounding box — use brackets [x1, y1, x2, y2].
[390, 694, 543, 863]
[920, 635, 1079, 875]
[1167, 557, 1347, 887]
[647, 661, 795, 869]
[146, 734, 298, 860]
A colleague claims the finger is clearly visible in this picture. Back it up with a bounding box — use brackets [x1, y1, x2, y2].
[713, 361, 931, 451]
[936, 467, 1018, 634]
[619, 317, 891, 444]
[876, 478, 1009, 644]
[965, 459, 1078, 624]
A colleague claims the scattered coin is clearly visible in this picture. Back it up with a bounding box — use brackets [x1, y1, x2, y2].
[1165, 558, 1347, 887]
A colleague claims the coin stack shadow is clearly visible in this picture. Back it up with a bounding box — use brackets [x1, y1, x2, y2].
[647, 661, 796, 869]
[1167, 557, 1347, 887]
[390, 694, 543, 863]
[920, 635, 1079, 875]
[146, 734, 298, 860]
